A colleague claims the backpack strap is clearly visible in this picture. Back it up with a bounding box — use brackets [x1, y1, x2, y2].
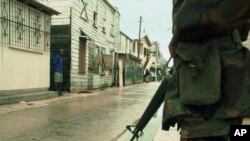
[216, 29, 242, 49]
[231, 29, 242, 49]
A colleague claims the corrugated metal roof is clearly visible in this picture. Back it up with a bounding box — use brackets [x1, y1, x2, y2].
[17, 0, 60, 16]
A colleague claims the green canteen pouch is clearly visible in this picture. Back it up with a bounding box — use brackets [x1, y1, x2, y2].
[175, 40, 221, 105]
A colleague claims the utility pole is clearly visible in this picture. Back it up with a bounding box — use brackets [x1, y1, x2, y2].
[138, 16, 142, 58]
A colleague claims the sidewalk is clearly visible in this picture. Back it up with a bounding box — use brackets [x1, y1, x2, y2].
[153, 126, 180, 141]
[0, 90, 58, 105]
[0, 92, 98, 115]
[0, 81, 151, 106]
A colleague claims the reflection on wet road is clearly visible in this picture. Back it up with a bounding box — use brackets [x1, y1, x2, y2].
[0, 82, 161, 141]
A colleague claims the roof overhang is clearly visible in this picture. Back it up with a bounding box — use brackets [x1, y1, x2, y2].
[17, 0, 60, 16]
[143, 35, 152, 46]
[80, 29, 92, 40]
[118, 53, 141, 63]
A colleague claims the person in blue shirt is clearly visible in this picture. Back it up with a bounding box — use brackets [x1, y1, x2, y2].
[54, 49, 64, 96]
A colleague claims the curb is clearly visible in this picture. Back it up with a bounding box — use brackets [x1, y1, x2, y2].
[0, 91, 58, 105]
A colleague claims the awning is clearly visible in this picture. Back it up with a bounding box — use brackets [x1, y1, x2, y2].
[80, 29, 92, 40]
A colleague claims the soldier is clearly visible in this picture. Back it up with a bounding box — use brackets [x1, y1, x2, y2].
[163, 0, 250, 141]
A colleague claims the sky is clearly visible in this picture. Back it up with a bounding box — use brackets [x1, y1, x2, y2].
[108, 0, 173, 59]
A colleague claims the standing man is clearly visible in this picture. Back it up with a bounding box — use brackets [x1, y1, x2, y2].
[162, 1, 250, 141]
[54, 49, 64, 96]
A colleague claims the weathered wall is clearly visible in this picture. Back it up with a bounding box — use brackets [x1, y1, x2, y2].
[43, 0, 72, 25]
[124, 64, 143, 86]
[44, 0, 120, 91]
[0, 0, 52, 91]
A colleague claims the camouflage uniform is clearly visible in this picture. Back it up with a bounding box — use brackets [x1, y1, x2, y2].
[163, 0, 250, 140]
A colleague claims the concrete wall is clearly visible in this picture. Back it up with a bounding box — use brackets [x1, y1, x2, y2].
[0, 0, 52, 91]
[0, 45, 50, 90]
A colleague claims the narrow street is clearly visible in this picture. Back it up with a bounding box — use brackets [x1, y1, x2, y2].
[0, 82, 164, 141]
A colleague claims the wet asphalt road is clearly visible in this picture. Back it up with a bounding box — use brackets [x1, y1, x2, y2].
[0, 82, 161, 141]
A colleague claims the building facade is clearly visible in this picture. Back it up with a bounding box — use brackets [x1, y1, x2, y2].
[0, 0, 59, 92]
[146, 42, 166, 81]
[133, 35, 152, 68]
[117, 31, 142, 86]
[120, 31, 133, 54]
[134, 36, 166, 81]
[38, 0, 120, 92]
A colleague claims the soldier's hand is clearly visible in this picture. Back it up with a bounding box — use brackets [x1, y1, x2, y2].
[169, 44, 176, 57]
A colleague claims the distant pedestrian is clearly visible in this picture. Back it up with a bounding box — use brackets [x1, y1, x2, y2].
[152, 71, 156, 81]
[144, 69, 150, 82]
[149, 70, 154, 81]
[54, 49, 64, 96]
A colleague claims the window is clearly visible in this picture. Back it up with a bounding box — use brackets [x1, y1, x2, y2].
[92, 0, 98, 28]
[110, 14, 115, 36]
[93, 46, 102, 74]
[93, 11, 98, 28]
[0, 0, 50, 52]
[16, 8, 25, 40]
[88, 44, 102, 74]
[1, 0, 9, 44]
[88, 42, 95, 72]
[79, 39, 86, 73]
[133, 42, 136, 52]
[140, 46, 144, 55]
[144, 48, 147, 56]
[102, 27, 106, 33]
[34, 15, 41, 44]
[102, 5, 106, 33]
[44, 16, 51, 51]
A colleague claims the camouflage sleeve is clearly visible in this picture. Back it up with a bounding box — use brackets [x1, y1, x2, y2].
[169, 36, 177, 57]
[173, 0, 250, 41]
[211, 0, 250, 26]
[169, 0, 184, 56]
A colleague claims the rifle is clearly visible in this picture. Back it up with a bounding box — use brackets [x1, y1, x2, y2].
[126, 58, 173, 141]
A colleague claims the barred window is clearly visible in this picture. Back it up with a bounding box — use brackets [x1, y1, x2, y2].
[0, 0, 51, 52]
[0, 0, 9, 44]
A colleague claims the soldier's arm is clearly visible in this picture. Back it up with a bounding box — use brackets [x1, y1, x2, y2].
[169, 36, 177, 57]
[238, 21, 250, 42]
